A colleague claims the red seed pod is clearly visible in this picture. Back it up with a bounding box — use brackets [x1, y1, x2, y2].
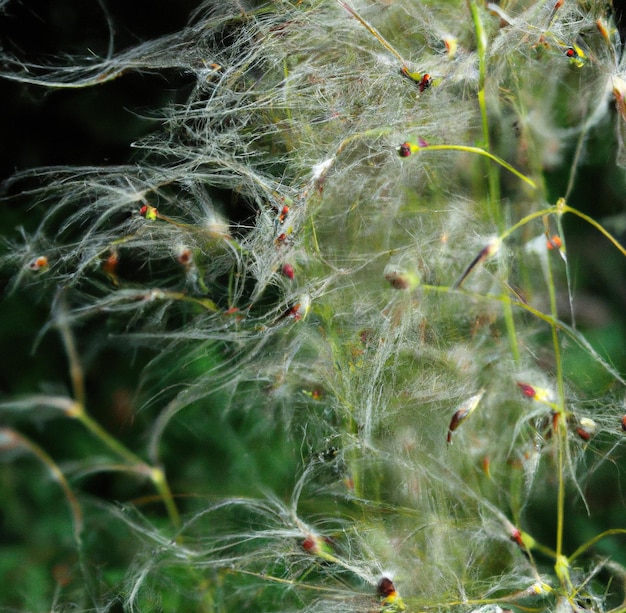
[28, 255, 49, 271]
[384, 266, 420, 291]
[443, 37, 457, 58]
[576, 427, 590, 441]
[275, 230, 294, 246]
[517, 381, 552, 403]
[509, 528, 524, 549]
[552, 411, 560, 433]
[287, 303, 304, 320]
[103, 251, 119, 274]
[546, 235, 562, 250]
[278, 205, 290, 224]
[276, 295, 311, 323]
[377, 577, 396, 598]
[301, 534, 335, 560]
[563, 43, 587, 67]
[301, 537, 316, 552]
[377, 576, 406, 609]
[447, 389, 486, 444]
[447, 411, 463, 443]
[508, 526, 537, 555]
[281, 263, 295, 279]
[547, 0, 564, 26]
[517, 382, 536, 398]
[385, 271, 408, 290]
[453, 237, 501, 288]
[575, 417, 597, 442]
[482, 456, 491, 479]
[397, 142, 412, 157]
[177, 248, 193, 267]
[621, 415, 626, 432]
[401, 65, 433, 93]
[139, 204, 158, 220]
[596, 17, 611, 43]
[102, 251, 119, 284]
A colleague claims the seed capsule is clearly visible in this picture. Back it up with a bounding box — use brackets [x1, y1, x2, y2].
[139, 204, 158, 220]
[177, 247, 193, 267]
[276, 295, 311, 323]
[443, 36, 457, 58]
[377, 577, 396, 598]
[575, 417, 597, 442]
[28, 256, 49, 271]
[301, 534, 336, 563]
[516, 381, 551, 403]
[102, 250, 119, 284]
[384, 265, 420, 290]
[418, 73, 432, 93]
[447, 388, 486, 443]
[397, 142, 412, 158]
[281, 263, 295, 279]
[564, 44, 586, 67]
[453, 237, 501, 288]
[546, 235, 562, 250]
[377, 577, 406, 611]
[517, 382, 536, 398]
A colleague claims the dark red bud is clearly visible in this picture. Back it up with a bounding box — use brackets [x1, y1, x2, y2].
[398, 142, 412, 157]
[517, 382, 536, 398]
[377, 577, 396, 597]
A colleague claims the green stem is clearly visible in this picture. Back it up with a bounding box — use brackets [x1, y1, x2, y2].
[151, 466, 182, 530]
[56, 302, 87, 408]
[466, 0, 500, 214]
[561, 202, 626, 256]
[467, 0, 521, 363]
[68, 403, 181, 529]
[497, 201, 626, 259]
[499, 206, 556, 241]
[69, 404, 144, 465]
[543, 229, 568, 579]
[56, 305, 182, 528]
[416, 144, 538, 190]
[568, 528, 626, 563]
[2, 428, 84, 543]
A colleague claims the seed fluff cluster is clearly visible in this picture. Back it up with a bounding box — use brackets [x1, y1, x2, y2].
[1, 0, 626, 611]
